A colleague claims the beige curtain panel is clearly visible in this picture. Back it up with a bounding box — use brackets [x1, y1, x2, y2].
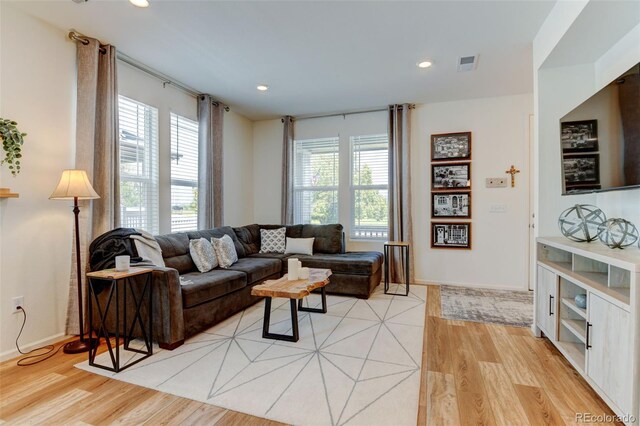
[388, 104, 414, 284]
[66, 38, 120, 335]
[281, 116, 295, 225]
[197, 95, 224, 228]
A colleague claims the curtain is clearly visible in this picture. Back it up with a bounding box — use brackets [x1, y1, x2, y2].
[281, 116, 295, 225]
[197, 95, 224, 228]
[66, 38, 120, 335]
[388, 104, 414, 284]
[619, 73, 640, 185]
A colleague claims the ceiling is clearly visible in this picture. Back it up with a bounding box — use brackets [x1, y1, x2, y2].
[11, 0, 556, 120]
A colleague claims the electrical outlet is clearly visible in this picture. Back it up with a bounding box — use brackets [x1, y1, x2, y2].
[12, 296, 24, 314]
[485, 177, 507, 188]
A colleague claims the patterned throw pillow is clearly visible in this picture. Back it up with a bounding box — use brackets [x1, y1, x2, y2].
[189, 238, 218, 273]
[259, 227, 286, 253]
[211, 234, 239, 268]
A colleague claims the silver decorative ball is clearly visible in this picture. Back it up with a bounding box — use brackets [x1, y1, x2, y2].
[597, 218, 639, 249]
[558, 204, 607, 242]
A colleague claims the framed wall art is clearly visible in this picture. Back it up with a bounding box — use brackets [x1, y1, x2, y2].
[561, 120, 598, 153]
[432, 162, 471, 190]
[431, 222, 472, 249]
[432, 192, 471, 219]
[431, 132, 471, 161]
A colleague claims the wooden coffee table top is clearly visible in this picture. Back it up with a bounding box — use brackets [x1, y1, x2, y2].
[252, 268, 332, 299]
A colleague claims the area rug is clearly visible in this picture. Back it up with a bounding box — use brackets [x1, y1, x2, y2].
[440, 284, 533, 327]
[76, 284, 426, 426]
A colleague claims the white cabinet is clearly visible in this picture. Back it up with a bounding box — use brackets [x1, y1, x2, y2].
[536, 265, 558, 341]
[587, 293, 632, 416]
[536, 237, 640, 424]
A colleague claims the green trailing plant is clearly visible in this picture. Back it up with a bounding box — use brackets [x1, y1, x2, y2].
[0, 118, 26, 177]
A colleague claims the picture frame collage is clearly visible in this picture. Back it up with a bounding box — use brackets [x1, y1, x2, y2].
[561, 119, 601, 192]
[430, 132, 472, 249]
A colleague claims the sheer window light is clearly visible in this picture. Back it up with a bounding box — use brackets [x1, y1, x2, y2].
[170, 113, 199, 232]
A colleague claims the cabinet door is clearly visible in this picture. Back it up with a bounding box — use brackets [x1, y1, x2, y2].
[536, 265, 558, 340]
[587, 294, 631, 415]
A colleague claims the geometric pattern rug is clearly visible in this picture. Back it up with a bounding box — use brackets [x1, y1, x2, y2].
[440, 284, 533, 327]
[76, 284, 426, 425]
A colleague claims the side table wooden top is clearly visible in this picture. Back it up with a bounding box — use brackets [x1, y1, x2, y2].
[252, 268, 332, 299]
[86, 267, 154, 280]
[385, 241, 409, 247]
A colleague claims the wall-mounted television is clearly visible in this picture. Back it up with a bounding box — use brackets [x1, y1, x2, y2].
[560, 62, 640, 195]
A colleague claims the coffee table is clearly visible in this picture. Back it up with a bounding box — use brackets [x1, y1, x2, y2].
[252, 268, 332, 342]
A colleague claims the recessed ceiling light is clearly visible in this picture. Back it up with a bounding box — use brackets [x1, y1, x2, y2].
[257, 85, 269, 91]
[417, 60, 433, 69]
[129, 0, 149, 8]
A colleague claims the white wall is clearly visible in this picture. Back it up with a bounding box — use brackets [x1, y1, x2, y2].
[253, 94, 533, 290]
[412, 94, 532, 290]
[0, 4, 76, 359]
[223, 110, 254, 227]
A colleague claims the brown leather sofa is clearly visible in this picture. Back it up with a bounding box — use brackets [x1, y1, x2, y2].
[150, 223, 382, 349]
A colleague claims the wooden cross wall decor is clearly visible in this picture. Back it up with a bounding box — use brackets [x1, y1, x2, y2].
[505, 165, 520, 188]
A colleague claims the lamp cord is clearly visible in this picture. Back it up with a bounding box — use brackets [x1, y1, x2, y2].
[15, 307, 63, 366]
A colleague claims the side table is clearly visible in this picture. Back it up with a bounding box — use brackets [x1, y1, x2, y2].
[384, 241, 410, 296]
[87, 267, 153, 373]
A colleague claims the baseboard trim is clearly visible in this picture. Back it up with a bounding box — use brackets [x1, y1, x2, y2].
[414, 279, 529, 292]
[0, 332, 68, 363]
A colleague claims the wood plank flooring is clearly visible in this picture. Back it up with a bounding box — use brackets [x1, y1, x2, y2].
[0, 285, 618, 425]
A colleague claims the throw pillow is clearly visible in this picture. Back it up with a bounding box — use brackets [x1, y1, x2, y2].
[189, 238, 218, 273]
[284, 237, 315, 255]
[211, 234, 239, 268]
[259, 227, 286, 253]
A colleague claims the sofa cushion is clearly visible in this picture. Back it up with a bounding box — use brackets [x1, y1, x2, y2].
[225, 257, 282, 284]
[260, 227, 286, 253]
[181, 269, 247, 308]
[301, 224, 343, 254]
[189, 238, 218, 273]
[247, 252, 294, 262]
[234, 224, 305, 256]
[211, 234, 239, 268]
[293, 252, 383, 276]
[188, 227, 246, 258]
[155, 232, 195, 274]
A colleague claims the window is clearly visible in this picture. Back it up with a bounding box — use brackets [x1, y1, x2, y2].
[118, 96, 159, 234]
[351, 134, 389, 239]
[170, 113, 199, 232]
[293, 137, 340, 224]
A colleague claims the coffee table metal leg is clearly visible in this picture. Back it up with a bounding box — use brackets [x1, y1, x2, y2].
[298, 286, 327, 313]
[262, 297, 299, 342]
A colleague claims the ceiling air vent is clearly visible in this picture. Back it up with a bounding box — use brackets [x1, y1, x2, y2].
[457, 55, 478, 72]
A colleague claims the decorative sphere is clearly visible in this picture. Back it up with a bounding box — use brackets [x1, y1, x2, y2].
[558, 204, 607, 242]
[574, 294, 587, 309]
[597, 218, 639, 249]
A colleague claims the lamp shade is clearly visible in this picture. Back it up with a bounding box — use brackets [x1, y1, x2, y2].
[50, 169, 100, 200]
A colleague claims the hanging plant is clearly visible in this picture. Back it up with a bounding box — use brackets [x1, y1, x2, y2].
[0, 118, 26, 177]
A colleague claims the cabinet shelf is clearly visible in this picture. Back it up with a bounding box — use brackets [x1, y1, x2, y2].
[561, 318, 586, 343]
[561, 297, 587, 319]
[556, 341, 585, 373]
[0, 188, 18, 198]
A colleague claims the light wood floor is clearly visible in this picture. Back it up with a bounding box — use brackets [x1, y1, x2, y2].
[0, 285, 618, 425]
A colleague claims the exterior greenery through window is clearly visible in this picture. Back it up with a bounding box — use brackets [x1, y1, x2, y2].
[118, 96, 159, 234]
[351, 134, 389, 239]
[170, 113, 199, 232]
[293, 137, 339, 225]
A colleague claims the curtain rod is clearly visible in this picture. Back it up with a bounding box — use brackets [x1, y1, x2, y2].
[293, 104, 414, 121]
[68, 30, 229, 111]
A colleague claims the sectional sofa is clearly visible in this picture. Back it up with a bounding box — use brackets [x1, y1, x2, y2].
[138, 223, 382, 349]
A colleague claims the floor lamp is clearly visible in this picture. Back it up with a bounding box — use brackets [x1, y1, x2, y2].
[50, 169, 100, 354]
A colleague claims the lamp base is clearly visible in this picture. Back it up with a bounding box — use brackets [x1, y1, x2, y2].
[63, 337, 99, 354]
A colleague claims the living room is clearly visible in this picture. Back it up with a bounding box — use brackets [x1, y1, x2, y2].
[1, 0, 639, 425]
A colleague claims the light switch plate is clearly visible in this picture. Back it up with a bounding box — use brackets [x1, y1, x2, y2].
[486, 177, 507, 188]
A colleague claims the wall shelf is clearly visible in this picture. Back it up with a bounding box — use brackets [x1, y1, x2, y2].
[0, 188, 19, 198]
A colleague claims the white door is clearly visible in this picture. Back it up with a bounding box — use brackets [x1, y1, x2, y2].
[536, 265, 558, 340]
[587, 294, 631, 415]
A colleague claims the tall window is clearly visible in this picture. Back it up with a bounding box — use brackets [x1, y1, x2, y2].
[118, 96, 159, 234]
[170, 113, 199, 232]
[351, 134, 389, 239]
[293, 137, 340, 224]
